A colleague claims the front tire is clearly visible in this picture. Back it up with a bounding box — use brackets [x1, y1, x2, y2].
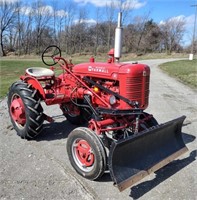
[67, 127, 107, 180]
[7, 81, 44, 139]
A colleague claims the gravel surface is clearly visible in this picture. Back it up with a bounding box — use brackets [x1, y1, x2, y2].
[0, 58, 196, 200]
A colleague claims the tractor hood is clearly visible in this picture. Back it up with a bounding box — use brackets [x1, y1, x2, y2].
[72, 62, 150, 80]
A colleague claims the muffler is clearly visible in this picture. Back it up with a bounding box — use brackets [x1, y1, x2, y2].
[108, 116, 188, 192]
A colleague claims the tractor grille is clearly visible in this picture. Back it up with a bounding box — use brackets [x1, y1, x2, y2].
[125, 76, 149, 108]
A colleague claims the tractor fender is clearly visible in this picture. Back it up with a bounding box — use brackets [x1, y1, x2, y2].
[22, 76, 45, 99]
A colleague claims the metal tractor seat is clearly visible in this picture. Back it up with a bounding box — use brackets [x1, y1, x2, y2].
[26, 67, 54, 78]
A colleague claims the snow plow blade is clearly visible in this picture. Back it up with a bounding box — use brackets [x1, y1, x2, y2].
[109, 116, 188, 192]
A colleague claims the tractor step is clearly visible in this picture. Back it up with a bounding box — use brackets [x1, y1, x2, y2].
[108, 116, 188, 192]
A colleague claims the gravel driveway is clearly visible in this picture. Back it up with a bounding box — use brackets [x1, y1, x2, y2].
[0, 58, 196, 200]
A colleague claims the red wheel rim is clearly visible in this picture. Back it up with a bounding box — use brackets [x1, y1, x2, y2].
[10, 94, 26, 127]
[74, 139, 94, 168]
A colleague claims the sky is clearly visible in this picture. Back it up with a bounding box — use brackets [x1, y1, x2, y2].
[54, 0, 197, 46]
[45, 0, 197, 46]
[1, 0, 197, 46]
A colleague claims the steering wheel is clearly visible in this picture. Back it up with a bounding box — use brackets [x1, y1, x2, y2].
[42, 45, 61, 66]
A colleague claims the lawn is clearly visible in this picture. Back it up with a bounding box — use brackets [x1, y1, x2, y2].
[160, 59, 197, 89]
[0, 60, 46, 98]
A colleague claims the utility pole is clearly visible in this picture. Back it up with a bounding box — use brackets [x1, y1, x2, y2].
[189, 4, 197, 60]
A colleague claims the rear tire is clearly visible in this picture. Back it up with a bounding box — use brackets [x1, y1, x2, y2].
[67, 127, 107, 180]
[61, 103, 92, 125]
[7, 81, 44, 139]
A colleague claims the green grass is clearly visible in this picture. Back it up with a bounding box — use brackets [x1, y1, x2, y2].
[160, 59, 197, 89]
[0, 60, 46, 98]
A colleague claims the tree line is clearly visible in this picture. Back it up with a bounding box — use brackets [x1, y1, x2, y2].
[0, 0, 193, 57]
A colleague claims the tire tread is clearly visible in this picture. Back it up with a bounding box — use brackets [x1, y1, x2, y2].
[8, 81, 44, 139]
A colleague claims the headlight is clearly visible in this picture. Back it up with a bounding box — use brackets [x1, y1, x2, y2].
[109, 95, 116, 105]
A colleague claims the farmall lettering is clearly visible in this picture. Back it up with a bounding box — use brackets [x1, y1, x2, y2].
[88, 66, 109, 73]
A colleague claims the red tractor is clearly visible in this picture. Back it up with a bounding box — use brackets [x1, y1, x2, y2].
[7, 13, 188, 191]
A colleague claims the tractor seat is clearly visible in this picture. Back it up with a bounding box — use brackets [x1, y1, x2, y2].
[26, 67, 54, 78]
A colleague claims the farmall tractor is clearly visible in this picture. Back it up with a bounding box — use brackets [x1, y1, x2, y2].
[7, 13, 188, 191]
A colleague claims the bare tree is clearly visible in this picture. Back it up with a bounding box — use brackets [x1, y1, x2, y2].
[15, 0, 26, 55]
[33, 0, 52, 54]
[143, 20, 162, 53]
[105, 0, 116, 50]
[78, 8, 88, 54]
[134, 12, 151, 53]
[51, 0, 58, 43]
[123, 23, 137, 52]
[23, 7, 34, 55]
[0, 0, 18, 56]
[160, 17, 186, 54]
[93, 8, 102, 55]
[63, 0, 76, 54]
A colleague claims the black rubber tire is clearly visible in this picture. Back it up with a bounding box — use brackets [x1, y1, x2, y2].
[67, 127, 107, 180]
[61, 103, 92, 125]
[7, 81, 44, 139]
[64, 111, 85, 125]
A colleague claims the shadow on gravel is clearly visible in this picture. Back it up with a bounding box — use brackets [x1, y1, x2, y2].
[129, 150, 196, 199]
[129, 132, 196, 199]
[182, 132, 196, 145]
[35, 120, 77, 141]
[99, 172, 112, 182]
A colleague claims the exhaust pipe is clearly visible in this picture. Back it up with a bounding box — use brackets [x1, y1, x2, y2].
[114, 12, 123, 62]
